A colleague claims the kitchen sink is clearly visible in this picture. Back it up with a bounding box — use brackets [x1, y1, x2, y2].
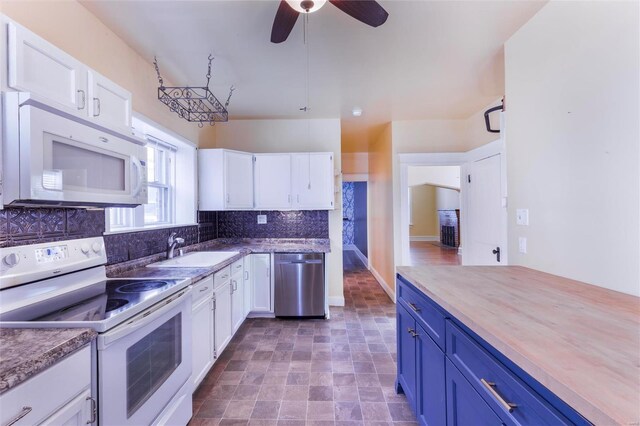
[147, 251, 240, 268]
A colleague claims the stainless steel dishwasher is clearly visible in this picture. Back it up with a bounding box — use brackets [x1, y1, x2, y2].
[274, 253, 325, 318]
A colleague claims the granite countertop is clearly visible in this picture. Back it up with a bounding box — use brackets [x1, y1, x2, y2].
[0, 328, 97, 394]
[396, 265, 640, 426]
[108, 238, 330, 282]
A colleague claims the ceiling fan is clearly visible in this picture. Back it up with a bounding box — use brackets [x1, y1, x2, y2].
[271, 0, 389, 43]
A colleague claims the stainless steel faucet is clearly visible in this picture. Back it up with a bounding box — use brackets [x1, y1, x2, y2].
[167, 232, 185, 259]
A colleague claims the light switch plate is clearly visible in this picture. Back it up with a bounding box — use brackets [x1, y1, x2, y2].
[257, 215, 267, 224]
[518, 237, 527, 254]
[516, 209, 529, 225]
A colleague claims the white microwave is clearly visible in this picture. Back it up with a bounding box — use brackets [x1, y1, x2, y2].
[2, 92, 147, 207]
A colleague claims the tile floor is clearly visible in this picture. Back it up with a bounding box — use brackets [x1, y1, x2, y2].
[189, 254, 416, 425]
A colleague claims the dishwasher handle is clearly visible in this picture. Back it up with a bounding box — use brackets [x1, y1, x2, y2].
[278, 260, 323, 264]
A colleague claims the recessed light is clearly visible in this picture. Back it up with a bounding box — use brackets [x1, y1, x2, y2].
[352, 108, 362, 117]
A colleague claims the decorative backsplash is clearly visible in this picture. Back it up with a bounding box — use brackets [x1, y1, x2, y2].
[215, 210, 329, 239]
[104, 225, 199, 264]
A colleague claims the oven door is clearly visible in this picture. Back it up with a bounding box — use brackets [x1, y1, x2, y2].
[97, 288, 192, 426]
[17, 102, 147, 207]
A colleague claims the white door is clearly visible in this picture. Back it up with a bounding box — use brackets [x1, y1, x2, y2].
[292, 153, 334, 209]
[213, 281, 232, 357]
[230, 273, 244, 333]
[464, 154, 506, 265]
[87, 70, 132, 133]
[251, 254, 272, 313]
[224, 151, 254, 209]
[191, 295, 214, 388]
[243, 259, 252, 317]
[44, 388, 92, 426]
[7, 22, 87, 115]
[254, 154, 292, 209]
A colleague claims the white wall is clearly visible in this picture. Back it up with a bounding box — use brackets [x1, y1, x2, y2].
[408, 166, 461, 189]
[211, 119, 345, 305]
[436, 187, 460, 211]
[505, 1, 640, 296]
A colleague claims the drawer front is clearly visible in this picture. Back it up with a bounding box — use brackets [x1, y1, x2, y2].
[0, 345, 91, 426]
[192, 275, 214, 304]
[231, 258, 244, 275]
[214, 266, 231, 288]
[397, 277, 446, 351]
[446, 321, 572, 426]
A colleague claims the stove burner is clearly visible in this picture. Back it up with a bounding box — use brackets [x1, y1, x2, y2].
[105, 298, 129, 312]
[116, 281, 169, 293]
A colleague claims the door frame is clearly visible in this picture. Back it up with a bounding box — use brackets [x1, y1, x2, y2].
[341, 175, 371, 270]
[397, 136, 507, 266]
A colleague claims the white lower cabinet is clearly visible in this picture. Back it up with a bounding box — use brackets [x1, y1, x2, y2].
[250, 253, 273, 313]
[213, 268, 233, 358]
[191, 276, 214, 390]
[0, 345, 94, 426]
[243, 260, 252, 317]
[230, 259, 245, 333]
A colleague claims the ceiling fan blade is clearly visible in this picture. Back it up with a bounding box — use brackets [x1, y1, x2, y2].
[329, 0, 389, 27]
[271, 0, 300, 43]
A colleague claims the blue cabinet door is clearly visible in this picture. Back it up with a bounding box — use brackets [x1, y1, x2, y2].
[446, 359, 503, 426]
[397, 304, 417, 412]
[416, 323, 446, 426]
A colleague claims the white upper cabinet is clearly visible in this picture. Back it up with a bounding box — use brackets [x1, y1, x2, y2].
[6, 20, 132, 134]
[88, 70, 132, 133]
[254, 153, 292, 209]
[7, 21, 87, 113]
[292, 152, 334, 209]
[199, 149, 254, 210]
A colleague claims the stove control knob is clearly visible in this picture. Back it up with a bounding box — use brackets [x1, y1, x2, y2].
[81, 244, 90, 254]
[92, 242, 102, 253]
[3, 253, 20, 267]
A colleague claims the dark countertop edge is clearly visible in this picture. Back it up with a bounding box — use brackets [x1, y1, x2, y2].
[0, 328, 97, 395]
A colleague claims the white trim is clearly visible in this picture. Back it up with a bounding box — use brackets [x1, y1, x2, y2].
[369, 266, 396, 303]
[103, 222, 197, 235]
[344, 245, 369, 268]
[343, 173, 368, 182]
[328, 296, 345, 307]
[410, 235, 439, 242]
[398, 152, 466, 166]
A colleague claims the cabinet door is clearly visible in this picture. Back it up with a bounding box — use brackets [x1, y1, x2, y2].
[44, 388, 92, 426]
[231, 273, 245, 333]
[243, 259, 252, 317]
[224, 151, 254, 209]
[292, 153, 334, 209]
[214, 282, 233, 357]
[397, 304, 417, 412]
[192, 296, 214, 388]
[87, 70, 132, 132]
[7, 22, 87, 114]
[416, 323, 446, 426]
[446, 359, 503, 426]
[251, 253, 272, 312]
[254, 154, 292, 209]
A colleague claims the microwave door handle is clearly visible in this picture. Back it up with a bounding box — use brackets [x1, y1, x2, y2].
[98, 288, 191, 349]
[131, 156, 144, 196]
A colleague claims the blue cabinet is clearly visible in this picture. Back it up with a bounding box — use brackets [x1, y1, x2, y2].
[397, 304, 417, 409]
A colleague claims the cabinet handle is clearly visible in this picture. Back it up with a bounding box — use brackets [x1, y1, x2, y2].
[93, 98, 101, 117]
[86, 396, 97, 424]
[226, 193, 230, 203]
[199, 286, 210, 293]
[480, 378, 517, 413]
[297, 194, 300, 203]
[408, 302, 421, 313]
[407, 327, 418, 338]
[244, 271, 249, 280]
[230, 280, 235, 294]
[6, 406, 32, 426]
[77, 90, 86, 110]
[288, 194, 291, 203]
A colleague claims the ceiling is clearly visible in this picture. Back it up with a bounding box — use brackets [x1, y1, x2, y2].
[80, 0, 545, 152]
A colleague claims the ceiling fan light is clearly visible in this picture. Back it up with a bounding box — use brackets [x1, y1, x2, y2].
[286, 0, 327, 14]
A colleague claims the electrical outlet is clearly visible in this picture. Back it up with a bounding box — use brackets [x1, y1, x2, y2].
[518, 237, 527, 254]
[516, 209, 529, 226]
[257, 214, 267, 224]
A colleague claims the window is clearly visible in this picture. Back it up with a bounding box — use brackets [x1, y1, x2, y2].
[106, 115, 197, 233]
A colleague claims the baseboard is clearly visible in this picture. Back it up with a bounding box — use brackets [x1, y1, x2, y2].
[344, 245, 370, 269]
[328, 296, 345, 307]
[369, 266, 396, 303]
[410, 235, 439, 242]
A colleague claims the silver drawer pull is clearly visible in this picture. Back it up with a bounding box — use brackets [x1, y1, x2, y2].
[86, 396, 97, 424]
[408, 302, 421, 312]
[199, 287, 210, 292]
[6, 406, 32, 426]
[480, 378, 517, 413]
[407, 327, 418, 338]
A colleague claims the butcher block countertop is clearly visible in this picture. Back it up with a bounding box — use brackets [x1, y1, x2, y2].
[396, 265, 640, 426]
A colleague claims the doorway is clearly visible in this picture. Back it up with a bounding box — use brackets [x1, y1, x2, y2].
[342, 181, 368, 272]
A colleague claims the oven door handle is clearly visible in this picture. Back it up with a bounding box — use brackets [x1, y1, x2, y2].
[98, 288, 191, 349]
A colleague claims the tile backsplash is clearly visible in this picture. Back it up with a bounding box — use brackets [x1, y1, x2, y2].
[1, 207, 329, 265]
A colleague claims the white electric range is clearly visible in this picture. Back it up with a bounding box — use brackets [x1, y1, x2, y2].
[0, 237, 193, 426]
